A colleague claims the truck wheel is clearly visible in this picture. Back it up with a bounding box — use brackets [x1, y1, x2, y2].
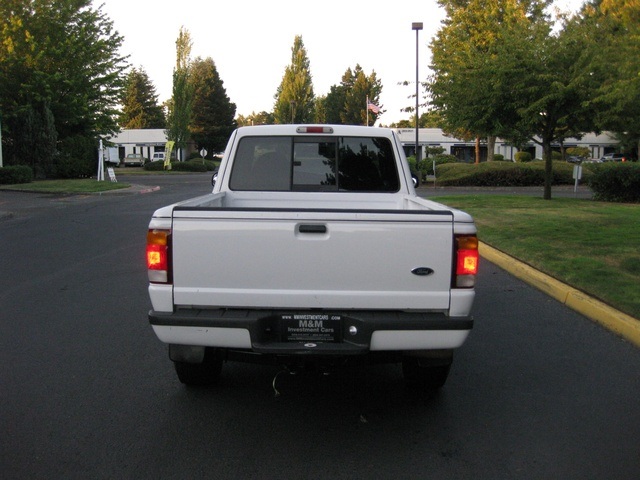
[402, 358, 451, 390]
[174, 347, 223, 386]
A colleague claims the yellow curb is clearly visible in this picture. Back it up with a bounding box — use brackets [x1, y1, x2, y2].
[479, 242, 640, 348]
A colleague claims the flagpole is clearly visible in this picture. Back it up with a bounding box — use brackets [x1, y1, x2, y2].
[366, 96, 369, 126]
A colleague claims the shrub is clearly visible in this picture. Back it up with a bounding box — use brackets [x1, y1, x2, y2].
[435, 160, 585, 187]
[426, 146, 446, 157]
[144, 159, 218, 172]
[54, 135, 95, 178]
[566, 147, 590, 159]
[0, 165, 34, 185]
[169, 159, 208, 172]
[588, 163, 640, 203]
[514, 151, 532, 163]
[425, 154, 459, 176]
[493, 154, 505, 161]
[144, 161, 166, 171]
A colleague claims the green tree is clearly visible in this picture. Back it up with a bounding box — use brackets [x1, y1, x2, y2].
[0, 0, 127, 176]
[323, 84, 348, 124]
[430, 0, 598, 198]
[166, 26, 194, 157]
[189, 57, 237, 154]
[120, 67, 165, 129]
[11, 100, 57, 174]
[430, 0, 549, 164]
[583, 0, 640, 158]
[500, 15, 599, 198]
[323, 65, 383, 125]
[273, 35, 315, 124]
[313, 95, 327, 123]
[341, 65, 383, 125]
[236, 111, 274, 127]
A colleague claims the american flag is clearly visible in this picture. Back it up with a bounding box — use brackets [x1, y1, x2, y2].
[367, 101, 380, 114]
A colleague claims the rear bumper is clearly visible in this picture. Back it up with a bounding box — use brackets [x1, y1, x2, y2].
[149, 309, 473, 354]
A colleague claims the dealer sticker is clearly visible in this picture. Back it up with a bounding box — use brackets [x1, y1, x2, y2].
[280, 314, 342, 343]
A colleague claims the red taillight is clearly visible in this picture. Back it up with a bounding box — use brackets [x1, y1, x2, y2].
[147, 229, 171, 283]
[455, 235, 479, 288]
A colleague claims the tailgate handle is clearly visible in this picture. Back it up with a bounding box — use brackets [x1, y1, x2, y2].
[298, 224, 327, 234]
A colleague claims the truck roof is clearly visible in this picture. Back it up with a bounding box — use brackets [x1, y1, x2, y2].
[234, 124, 396, 138]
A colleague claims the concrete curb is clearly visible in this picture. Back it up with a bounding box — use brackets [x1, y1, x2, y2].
[480, 242, 640, 348]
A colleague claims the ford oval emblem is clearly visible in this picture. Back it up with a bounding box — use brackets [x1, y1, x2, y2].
[412, 267, 434, 276]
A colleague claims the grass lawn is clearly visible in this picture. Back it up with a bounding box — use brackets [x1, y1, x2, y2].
[0, 179, 130, 193]
[438, 195, 640, 320]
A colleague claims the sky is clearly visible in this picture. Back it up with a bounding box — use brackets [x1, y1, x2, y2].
[93, 0, 585, 126]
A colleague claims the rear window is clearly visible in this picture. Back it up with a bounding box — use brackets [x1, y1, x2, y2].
[228, 136, 400, 192]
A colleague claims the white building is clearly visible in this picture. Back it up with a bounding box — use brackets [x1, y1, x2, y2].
[106, 127, 619, 163]
[395, 128, 619, 161]
[106, 129, 175, 161]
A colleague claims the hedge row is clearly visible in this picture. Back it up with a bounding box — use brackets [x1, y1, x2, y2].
[143, 159, 218, 172]
[0, 165, 33, 185]
[588, 163, 640, 202]
[435, 160, 584, 187]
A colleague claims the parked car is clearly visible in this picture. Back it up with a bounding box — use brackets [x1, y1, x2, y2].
[600, 153, 628, 162]
[566, 155, 585, 164]
[151, 153, 165, 162]
[123, 153, 147, 167]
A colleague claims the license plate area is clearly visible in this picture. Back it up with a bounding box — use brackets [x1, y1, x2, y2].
[279, 314, 342, 343]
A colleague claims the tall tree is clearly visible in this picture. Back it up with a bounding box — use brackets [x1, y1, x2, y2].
[189, 57, 237, 154]
[273, 35, 315, 124]
[0, 0, 127, 175]
[166, 26, 194, 156]
[323, 84, 348, 124]
[430, 0, 598, 198]
[236, 111, 274, 127]
[341, 65, 383, 125]
[500, 13, 599, 199]
[324, 65, 383, 125]
[430, 0, 550, 163]
[583, 0, 640, 157]
[120, 67, 165, 129]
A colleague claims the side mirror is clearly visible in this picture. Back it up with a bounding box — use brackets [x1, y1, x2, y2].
[211, 168, 219, 187]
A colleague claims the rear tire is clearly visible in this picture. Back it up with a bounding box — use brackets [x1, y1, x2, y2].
[174, 347, 223, 386]
[402, 357, 451, 390]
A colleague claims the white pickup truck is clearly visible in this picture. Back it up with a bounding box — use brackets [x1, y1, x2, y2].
[146, 125, 478, 390]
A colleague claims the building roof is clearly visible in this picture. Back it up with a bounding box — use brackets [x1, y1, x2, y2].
[108, 129, 167, 146]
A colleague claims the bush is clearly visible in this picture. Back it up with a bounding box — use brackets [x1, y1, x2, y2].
[143, 161, 166, 172]
[493, 154, 505, 161]
[54, 135, 95, 178]
[425, 154, 458, 176]
[144, 158, 218, 172]
[0, 165, 33, 185]
[551, 150, 563, 161]
[566, 147, 590, 159]
[514, 151, 532, 163]
[435, 160, 586, 187]
[588, 163, 640, 203]
[426, 146, 446, 157]
[171, 160, 208, 172]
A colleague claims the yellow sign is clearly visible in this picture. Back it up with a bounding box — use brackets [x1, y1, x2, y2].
[164, 141, 175, 170]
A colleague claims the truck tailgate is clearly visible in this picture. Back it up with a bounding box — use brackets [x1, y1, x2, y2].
[171, 208, 454, 311]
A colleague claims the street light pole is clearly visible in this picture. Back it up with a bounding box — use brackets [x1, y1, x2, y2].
[412, 22, 423, 167]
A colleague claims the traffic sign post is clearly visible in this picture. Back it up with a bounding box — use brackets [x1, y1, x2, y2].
[573, 164, 583, 193]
